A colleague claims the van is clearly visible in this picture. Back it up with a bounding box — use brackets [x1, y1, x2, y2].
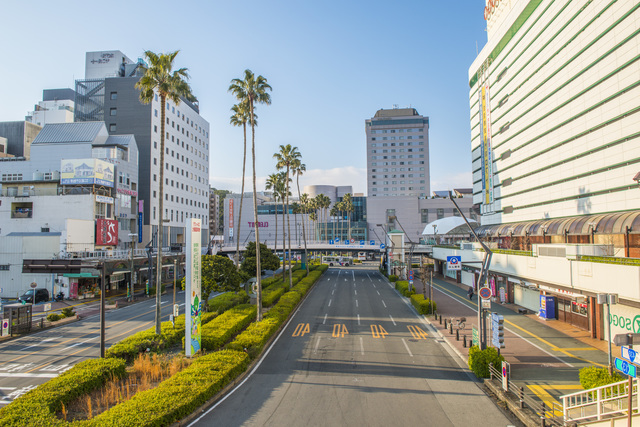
[19, 288, 50, 304]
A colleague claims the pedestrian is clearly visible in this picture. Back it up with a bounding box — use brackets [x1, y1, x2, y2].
[467, 286, 474, 300]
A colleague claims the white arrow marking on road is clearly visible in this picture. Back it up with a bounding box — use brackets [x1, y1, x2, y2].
[402, 338, 413, 357]
[344, 278, 347, 282]
[323, 313, 328, 324]
[20, 337, 59, 351]
[389, 315, 396, 326]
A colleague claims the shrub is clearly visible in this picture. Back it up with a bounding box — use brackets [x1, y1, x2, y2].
[410, 294, 436, 314]
[263, 287, 286, 307]
[61, 307, 75, 318]
[388, 274, 398, 282]
[46, 313, 61, 322]
[0, 358, 125, 426]
[579, 366, 624, 390]
[208, 291, 249, 313]
[395, 281, 414, 297]
[200, 304, 256, 351]
[468, 345, 504, 378]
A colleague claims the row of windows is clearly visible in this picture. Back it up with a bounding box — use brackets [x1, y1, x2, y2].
[371, 136, 424, 141]
[371, 155, 426, 160]
[370, 141, 424, 147]
[371, 167, 423, 173]
[371, 161, 426, 166]
[164, 192, 206, 209]
[154, 206, 208, 225]
[372, 173, 425, 179]
[371, 148, 424, 154]
[163, 96, 208, 138]
[370, 128, 424, 134]
[372, 180, 426, 185]
[1, 173, 23, 181]
[371, 187, 426, 192]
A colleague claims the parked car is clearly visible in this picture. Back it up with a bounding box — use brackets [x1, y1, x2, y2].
[18, 288, 50, 304]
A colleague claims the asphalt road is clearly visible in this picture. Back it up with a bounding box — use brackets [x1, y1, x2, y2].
[0, 291, 191, 406]
[190, 266, 515, 427]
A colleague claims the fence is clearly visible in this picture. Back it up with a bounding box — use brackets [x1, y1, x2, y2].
[561, 377, 638, 424]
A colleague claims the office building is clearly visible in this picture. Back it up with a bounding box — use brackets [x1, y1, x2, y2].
[0, 121, 42, 159]
[25, 89, 76, 127]
[365, 108, 430, 198]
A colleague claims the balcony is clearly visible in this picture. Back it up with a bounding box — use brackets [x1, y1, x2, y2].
[11, 208, 32, 219]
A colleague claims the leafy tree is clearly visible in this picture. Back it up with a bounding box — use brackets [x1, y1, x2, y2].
[229, 70, 272, 321]
[200, 255, 243, 309]
[240, 241, 280, 276]
[136, 50, 195, 334]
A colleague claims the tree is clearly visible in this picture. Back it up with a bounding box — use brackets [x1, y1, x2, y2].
[293, 163, 309, 273]
[343, 193, 353, 239]
[229, 70, 272, 321]
[274, 144, 301, 288]
[200, 255, 243, 308]
[265, 173, 281, 254]
[230, 102, 256, 268]
[240, 241, 280, 276]
[136, 50, 195, 335]
[330, 204, 338, 242]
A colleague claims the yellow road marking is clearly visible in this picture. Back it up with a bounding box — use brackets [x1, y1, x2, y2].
[553, 347, 598, 351]
[528, 385, 563, 417]
[292, 323, 310, 337]
[332, 324, 348, 338]
[431, 282, 606, 368]
[408, 325, 429, 339]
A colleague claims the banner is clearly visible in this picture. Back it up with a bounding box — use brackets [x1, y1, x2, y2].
[60, 159, 114, 187]
[185, 218, 202, 356]
[479, 84, 494, 206]
[229, 199, 234, 237]
[96, 219, 118, 246]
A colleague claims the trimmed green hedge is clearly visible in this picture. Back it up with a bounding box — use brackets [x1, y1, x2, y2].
[579, 366, 624, 390]
[208, 291, 249, 313]
[388, 274, 398, 282]
[47, 313, 62, 322]
[201, 304, 256, 351]
[88, 350, 250, 426]
[0, 358, 126, 426]
[410, 294, 436, 315]
[263, 287, 286, 307]
[395, 280, 415, 297]
[468, 345, 504, 378]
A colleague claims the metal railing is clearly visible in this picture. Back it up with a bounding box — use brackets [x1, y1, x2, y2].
[489, 363, 564, 426]
[561, 378, 638, 423]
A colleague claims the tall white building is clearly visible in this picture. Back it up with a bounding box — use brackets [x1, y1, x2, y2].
[470, 0, 640, 226]
[365, 108, 430, 198]
[26, 89, 76, 127]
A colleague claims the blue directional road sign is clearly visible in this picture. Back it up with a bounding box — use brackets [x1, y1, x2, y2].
[360, 240, 365, 245]
[329, 239, 334, 245]
[380, 243, 386, 249]
[614, 357, 637, 377]
[344, 240, 350, 245]
[621, 346, 638, 364]
[370, 240, 375, 246]
[408, 270, 414, 280]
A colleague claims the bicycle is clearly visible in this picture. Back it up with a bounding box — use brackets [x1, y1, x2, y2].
[451, 317, 466, 330]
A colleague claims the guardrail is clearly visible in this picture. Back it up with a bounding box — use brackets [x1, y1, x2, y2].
[488, 362, 564, 426]
[561, 377, 638, 424]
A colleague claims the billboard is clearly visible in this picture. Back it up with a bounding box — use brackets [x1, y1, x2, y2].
[96, 218, 118, 246]
[479, 84, 494, 206]
[60, 159, 114, 187]
[185, 218, 202, 357]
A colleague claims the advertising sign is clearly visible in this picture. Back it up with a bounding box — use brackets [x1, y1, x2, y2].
[229, 199, 234, 238]
[60, 159, 114, 187]
[479, 84, 494, 206]
[95, 219, 118, 246]
[185, 218, 202, 357]
[447, 256, 462, 271]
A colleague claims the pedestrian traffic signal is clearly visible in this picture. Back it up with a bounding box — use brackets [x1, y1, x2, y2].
[492, 312, 505, 348]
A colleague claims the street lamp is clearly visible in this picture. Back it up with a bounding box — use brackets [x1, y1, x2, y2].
[127, 233, 137, 302]
[598, 293, 619, 375]
[588, 222, 597, 244]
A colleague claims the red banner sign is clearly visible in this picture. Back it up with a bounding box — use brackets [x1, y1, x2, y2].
[96, 219, 118, 246]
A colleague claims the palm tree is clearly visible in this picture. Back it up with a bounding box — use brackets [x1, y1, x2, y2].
[330, 204, 339, 242]
[229, 69, 272, 321]
[136, 50, 195, 335]
[308, 198, 318, 241]
[265, 173, 280, 254]
[293, 164, 309, 273]
[343, 193, 353, 240]
[320, 194, 331, 242]
[274, 144, 301, 287]
[229, 102, 256, 268]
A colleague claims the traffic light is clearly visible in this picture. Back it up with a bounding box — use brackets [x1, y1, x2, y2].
[492, 312, 505, 349]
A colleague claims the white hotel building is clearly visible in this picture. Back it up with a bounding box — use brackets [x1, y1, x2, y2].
[432, 0, 640, 340]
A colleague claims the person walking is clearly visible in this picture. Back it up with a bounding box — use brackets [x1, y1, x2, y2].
[467, 286, 474, 300]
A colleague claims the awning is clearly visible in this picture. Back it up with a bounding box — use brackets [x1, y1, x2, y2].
[422, 217, 478, 235]
[63, 273, 99, 278]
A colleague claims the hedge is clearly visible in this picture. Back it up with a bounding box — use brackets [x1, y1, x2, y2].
[410, 294, 436, 315]
[395, 281, 415, 297]
[468, 345, 504, 378]
[88, 350, 250, 426]
[200, 304, 256, 351]
[579, 366, 624, 390]
[263, 287, 286, 307]
[388, 274, 398, 282]
[0, 358, 126, 426]
[207, 291, 249, 313]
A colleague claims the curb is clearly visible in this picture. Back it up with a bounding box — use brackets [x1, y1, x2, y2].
[484, 379, 543, 427]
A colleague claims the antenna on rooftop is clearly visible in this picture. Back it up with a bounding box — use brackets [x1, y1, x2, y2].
[392, 104, 398, 109]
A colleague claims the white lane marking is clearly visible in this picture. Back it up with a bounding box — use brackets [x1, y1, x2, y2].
[356, 300, 359, 308]
[389, 315, 396, 326]
[327, 278, 331, 281]
[62, 336, 97, 351]
[0, 387, 17, 390]
[151, 301, 168, 307]
[20, 337, 59, 351]
[401, 338, 413, 357]
[377, 290, 380, 296]
[352, 271, 355, 281]
[328, 299, 332, 307]
[372, 283, 376, 288]
[332, 290, 334, 295]
[354, 290, 357, 296]
[382, 300, 387, 308]
[323, 313, 328, 324]
[314, 337, 321, 354]
[357, 314, 361, 326]
[360, 337, 365, 355]
[179, 303, 186, 307]
[0, 372, 58, 378]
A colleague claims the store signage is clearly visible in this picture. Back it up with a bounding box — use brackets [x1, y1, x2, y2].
[60, 158, 114, 187]
[95, 195, 114, 204]
[117, 188, 138, 197]
[185, 218, 202, 357]
[484, 0, 503, 21]
[248, 221, 269, 228]
[447, 256, 462, 271]
[229, 199, 234, 236]
[95, 219, 118, 246]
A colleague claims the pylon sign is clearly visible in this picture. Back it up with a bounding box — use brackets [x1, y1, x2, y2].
[185, 218, 202, 357]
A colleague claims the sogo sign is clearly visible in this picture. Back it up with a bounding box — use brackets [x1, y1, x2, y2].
[484, 0, 503, 21]
[607, 304, 640, 339]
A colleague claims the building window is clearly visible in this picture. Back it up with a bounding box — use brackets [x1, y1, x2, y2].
[154, 109, 158, 117]
[0, 265, 10, 271]
[154, 125, 158, 133]
[110, 92, 117, 100]
[109, 124, 116, 132]
[437, 209, 444, 219]
[421, 209, 429, 223]
[153, 158, 157, 165]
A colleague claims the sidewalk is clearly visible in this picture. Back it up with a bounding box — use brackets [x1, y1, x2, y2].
[411, 273, 611, 409]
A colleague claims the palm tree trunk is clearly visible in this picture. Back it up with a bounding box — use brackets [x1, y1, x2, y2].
[273, 197, 278, 254]
[235, 123, 247, 267]
[281, 195, 286, 281]
[155, 94, 166, 335]
[286, 166, 292, 288]
[250, 102, 262, 321]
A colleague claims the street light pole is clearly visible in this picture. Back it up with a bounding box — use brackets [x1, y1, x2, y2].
[128, 233, 137, 302]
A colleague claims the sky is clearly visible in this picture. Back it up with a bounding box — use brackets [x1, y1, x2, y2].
[0, 0, 489, 195]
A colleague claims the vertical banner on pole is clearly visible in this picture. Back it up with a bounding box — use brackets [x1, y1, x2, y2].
[185, 218, 202, 357]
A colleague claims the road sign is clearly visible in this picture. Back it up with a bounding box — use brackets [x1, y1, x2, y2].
[446, 256, 461, 271]
[1, 319, 8, 336]
[350, 238, 355, 243]
[472, 326, 479, 347]
[614, 357, 637, 377]
[329, 239, 334, 245]
[502, 361, 509, 391]
[370, 240, 375, 246]
[614, 334, 640, 346]
[344, 240, 349, 245]
[482, 298, 491, 309]
[409, 280, 414, 286]
[30, 282, 38, 289]
[44, 303, 51, 312]
[479, 287, 492, 299]
[408, 270, 414, 280]
[360, 240, 365, 245]
[621, 346, 638, 364]
[380, 243, 385, 249]
[491, 312, 505, 348]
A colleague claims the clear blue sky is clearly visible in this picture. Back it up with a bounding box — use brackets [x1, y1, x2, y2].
[0, 0, 488, 195]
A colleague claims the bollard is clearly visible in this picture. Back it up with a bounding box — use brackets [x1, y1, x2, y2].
[449, 322, 453, 335]
[456, 329, 459, 341]
[489, 362, 493, 380]
[463, 335, 467, 348]
[540, 402, 546, 427]
[439, 315, 442, 325]
[519, 386, 525, 409]
[443, 318, 447, 328]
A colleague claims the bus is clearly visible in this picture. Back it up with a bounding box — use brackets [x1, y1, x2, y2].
[322, 256, 352, 266]
[358, 252, 366, 261]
